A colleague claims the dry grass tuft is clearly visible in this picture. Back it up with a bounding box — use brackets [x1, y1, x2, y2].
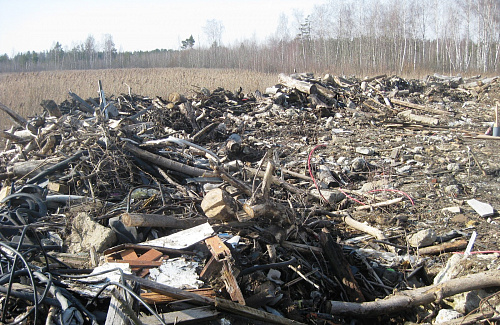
[0, 68, 277, 130]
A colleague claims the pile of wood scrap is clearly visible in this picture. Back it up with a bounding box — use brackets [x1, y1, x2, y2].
[0, 73, 499, 324]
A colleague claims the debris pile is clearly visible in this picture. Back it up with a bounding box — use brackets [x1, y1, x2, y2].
[0, 72, 499, 324]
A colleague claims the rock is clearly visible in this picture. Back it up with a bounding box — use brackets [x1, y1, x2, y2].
[444, 184, 462, 195]
[408, 229, 437, 248]
[201, 188, 238, 221]
[442, 206, 462, 214]
[396, 165, 412, 174]
[448, 290, 490, 314]
[434, 309, 462, 324]
[351, 157, 367, 171]
[467, 199, 495, 217]
[447, 163, 462, 172]
[451, 214, 467, 223]
[310, 189, 346, 204]
[67, 212, 117, 253]
[355, 147, 375, 155]
[360, 180, 390, 192]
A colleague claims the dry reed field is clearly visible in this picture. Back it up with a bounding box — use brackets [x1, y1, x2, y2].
[0, 68, 276, 130]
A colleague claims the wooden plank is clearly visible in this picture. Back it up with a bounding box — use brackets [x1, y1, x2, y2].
[103, 244, 194, 257]
[141, 288, 216, 304]
[205, 236, 231, 261]
[114, 260, 163, 267]
[221, 260, 245, 305]
[105, 287, 139, 325]
[120, 248, 138, 261]
[137, 248, 163, 261]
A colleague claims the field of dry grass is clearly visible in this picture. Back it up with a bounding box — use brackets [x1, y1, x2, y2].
[0, 68, 277, 131]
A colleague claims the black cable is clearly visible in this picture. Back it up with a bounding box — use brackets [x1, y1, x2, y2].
[87, 281, 168, 325]
[239, 257, 297, 277]
[0, 240, 39, 324]
[11, 272, 54, 325]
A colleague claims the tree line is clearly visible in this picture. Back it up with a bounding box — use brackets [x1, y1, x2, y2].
[0, 0, 498, 76]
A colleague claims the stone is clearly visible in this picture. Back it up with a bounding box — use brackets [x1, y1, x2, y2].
[408, 228, 437, 248]
[360, 180, 390, 192]
[310, 189, 346, 204]
[451, 214, 468, 224]
[355, 147, 375, 155]
[201, 188, 238, 221]
[467, 199, 495, 217]
[447, 163, 462, 172]
[448, 290, 491, 314]
[434, 309, 462, 324]
[444, 184, 462, 195]
[442, 206, 462, 214]
[67, 212, 116, 253]
[396, 165, 412, 174]
[351, 157, 367, 171]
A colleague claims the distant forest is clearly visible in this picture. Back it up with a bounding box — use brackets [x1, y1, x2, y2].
[1, 0, 499, 76]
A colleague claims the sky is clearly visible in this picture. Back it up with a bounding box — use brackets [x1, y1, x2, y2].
[0, 0, 328, 56]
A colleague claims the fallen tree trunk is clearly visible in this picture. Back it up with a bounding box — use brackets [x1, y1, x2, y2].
[122, 142, 216, 177]
[417, 239, 468, 255]
[0, 101, 37, 133]
[327, 270, 500, 316]
[278, 74, 317, 95]
[390, 98, 449, 115]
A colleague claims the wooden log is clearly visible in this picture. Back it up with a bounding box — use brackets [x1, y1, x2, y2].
[0, 101, 37, 133]
[200, 188, 238, 221]
[278, 73, 317, 95]
[11, 160, 57, 177]
[355, 197, 403, 211]
[179, 101, 200, 132]
[122, 142, 216, 177]
[315, 84, 336, 100]
[68, 91, 95, 114]
[121, 212, 206, 228]
[397, 110, 439, 126]
[343, 214, 388, 242]
[261, 160, 275, 200]
[244, 166, 306, 196]
[391, 98, 448, 115]
[417, 239, 468, 255]
[27, 149, 87, 184]
[0, 130, 29, 143]
[308, 93, 330, 108]
[40, 99, 62, 118]
[327, 270, 500, 316]
[214, 166, 252, 196]
[319, 228, 365, 303]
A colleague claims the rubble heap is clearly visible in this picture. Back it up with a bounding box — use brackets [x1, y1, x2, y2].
[0, 72, 499, 325]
